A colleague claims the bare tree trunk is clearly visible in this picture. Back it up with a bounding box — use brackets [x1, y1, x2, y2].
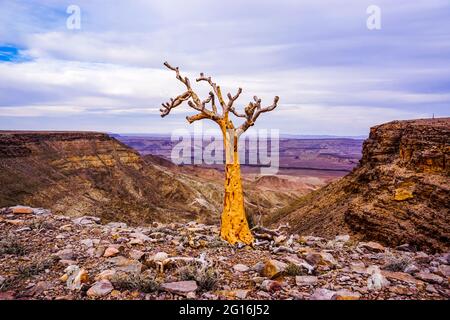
[220, 128, 254, 245]
[161, 62, 279, 245]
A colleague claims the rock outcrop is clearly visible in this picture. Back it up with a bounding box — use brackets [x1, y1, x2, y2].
[269, 118, 450, 251]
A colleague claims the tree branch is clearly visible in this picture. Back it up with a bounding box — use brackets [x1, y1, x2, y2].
[237, 96, 280, 134]
[161, 62, 221, 120]
[226, 87, 242, 112]
[196, 73, 226, 113]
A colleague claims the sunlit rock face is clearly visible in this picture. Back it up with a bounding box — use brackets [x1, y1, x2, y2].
[0, 131, 201, 224]
[272, 118, 450, 252]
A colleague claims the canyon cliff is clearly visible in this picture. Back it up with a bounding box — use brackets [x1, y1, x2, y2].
[0, 131, 298, 225]
[269, 118, 449, 251]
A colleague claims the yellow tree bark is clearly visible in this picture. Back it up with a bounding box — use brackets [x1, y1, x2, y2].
[220, 125, 254, 245]
[160, 61, 279, 246]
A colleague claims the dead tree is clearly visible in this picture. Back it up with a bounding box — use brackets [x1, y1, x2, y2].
[160, 62, 279, 245]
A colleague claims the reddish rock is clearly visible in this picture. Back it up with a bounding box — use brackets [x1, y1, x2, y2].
[415, 272, 444, 284]
[261, 259, 287, 278]
[360, 242, 385, 253]
[161, 281, 198, 295]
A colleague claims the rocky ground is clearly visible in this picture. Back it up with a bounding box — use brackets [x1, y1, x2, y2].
[0, 205, 449, 300]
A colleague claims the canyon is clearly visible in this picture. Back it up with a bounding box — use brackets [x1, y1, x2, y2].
[0, 118, 449, 300]
[1, 117, 449, 251]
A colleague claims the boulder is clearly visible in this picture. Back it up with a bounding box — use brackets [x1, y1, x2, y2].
[103, 247, 120, 258]
[367, 266, 390, 290]
[233, 264, 250, 272]
[64, 265, 89, 290]
[10, 206, 34, 214]
[161, 281, 198, 295]
[333, 289, 361, 300]
[310, 288, 336, 300]
[261, 259, 287, 278]
[415, 272, 444, 284]
[304, 251, 337, 267]
[295, 276, 318, 286]
[56, 249, 75, 261]
[87, 280, 114, 297]
[261, 280, 283, 292]
[360, 242, 385, 253]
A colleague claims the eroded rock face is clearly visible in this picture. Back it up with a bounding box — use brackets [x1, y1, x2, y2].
[0, 131, 210, 225]
[273, 118, 450, 251]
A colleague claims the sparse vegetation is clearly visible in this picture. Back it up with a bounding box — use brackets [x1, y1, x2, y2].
[17, 257, 56, 278]
[383, 256, 412, 272]
[178, 264, 219, 291]
[111, 272, 160, 293]
[0, 236, 27, 257]
[284, 263, 307, 276]
[0, 276, 16, 292]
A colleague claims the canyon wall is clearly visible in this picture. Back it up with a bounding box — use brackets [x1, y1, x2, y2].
[269, 118, 449, 251]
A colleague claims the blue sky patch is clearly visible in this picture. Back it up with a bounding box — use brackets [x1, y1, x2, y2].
[0, 45, 30, 63]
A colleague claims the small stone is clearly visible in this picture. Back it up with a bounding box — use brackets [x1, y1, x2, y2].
[59, 259, 77, 266]
[104, 247, 120, 258]
[235, 289, 249, 299]
[415, 272, 444, 284]
[360, 242, 385, 253]
[72, 216, 100, 225]
[95, 269, 116, 281]
[56, 249, 75, 261]
[95, 246, 106, 258]
[261, 259, 287, 278]
[261, 280, 282, 292]
[29, 281, 50, 296]
[381, 270, 423, 286]
[295, 276, 318, 286]
[415, 252, 430, 263]
[251, 262, 265, 273]
[130, 232, 151, 242]
[80, 239, 94, 248]
[233, 264, 250, 272]
[64, 266, 89, 291]
[367, 266, 390, 290]
[437, 265, 450, 277]
[333, 289, 361, 300]
[153, 251, 169, 262]
[404, 264, 420, 274]
[426, 284, 438, 294]
[305, 251, 337, 267]
[129, 250, 145, 260]
[87, 280, 114, 297]
[339, 275, 351, 282]
[0, 275, 5, 286]
[186, 291, 196, 299]
[335, 235, 350, 242]
[310, 288, 336, 300]
[350, 262, 367, 274]
[161, 281, 198, 295]
[256, 291, 271, 299]
[59, 225, 72, 232]
[11, 206, 34, 214]
[109, 256, 143, 274]
[129, 238, 144, 245]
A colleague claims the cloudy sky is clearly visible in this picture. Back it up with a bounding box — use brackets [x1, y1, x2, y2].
[0, 0, 449, 135]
